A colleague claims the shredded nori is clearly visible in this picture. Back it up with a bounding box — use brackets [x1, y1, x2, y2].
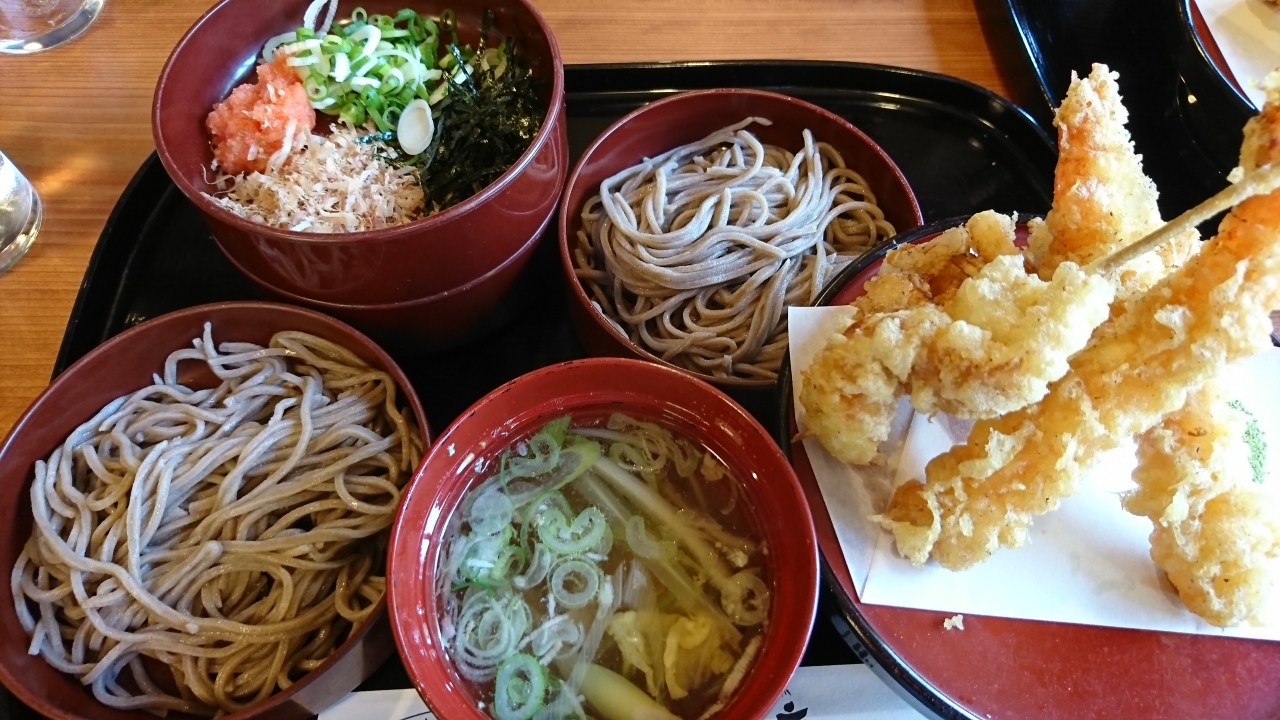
[414, 23, 545, 211]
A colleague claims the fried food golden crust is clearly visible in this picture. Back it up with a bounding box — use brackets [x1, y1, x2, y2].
[1237, 71, 1280, 174]
[1126, 381, 1280, 627]
[1026, 64, 1197, 298]
[879, 209, 1022, 306]
[798, 213, 1019, 465]
[1121, 68, 1280, 626]
[798, 304, 948, 466]
[799, 212, 1113, 465]
[879, 189, 1280, 569]
[908, 255, 1112, 418]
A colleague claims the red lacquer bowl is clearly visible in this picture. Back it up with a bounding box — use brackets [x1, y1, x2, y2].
[222, 193, 557, 353]
[388, 357, 819, 719]
[0, 302, 430, 720]
[778, 216, 1280, 720]
[557, 88, 923, 404]
[153, 0, 567, 306]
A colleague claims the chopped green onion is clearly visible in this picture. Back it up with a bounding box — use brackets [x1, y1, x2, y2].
[536, 506, 608, 556]
[493, 654, 547, 720]
[549, 558, 601, 610]
[625, 515, 676, 561]
[468, 488, 514, 536]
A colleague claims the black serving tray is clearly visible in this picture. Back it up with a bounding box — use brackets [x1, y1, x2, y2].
[15, 60, 1055, 720]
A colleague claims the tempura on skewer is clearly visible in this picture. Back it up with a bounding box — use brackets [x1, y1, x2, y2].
[1125, 381, 1280, 627]
[797, 57, 1280, 626]
[1027, 64, 1199, 298]
[1119, 69, 1280, 628]
[797, 64, 1183, 466]
[798, 212, 1113, 465]
[877, 129, 1280, 571]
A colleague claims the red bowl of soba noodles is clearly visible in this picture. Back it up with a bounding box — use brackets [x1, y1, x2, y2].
[387, 357, 819, 720]
[152, 0, 567, 307]
[558, 88, 923, 404]
[0, 302, 429, 720]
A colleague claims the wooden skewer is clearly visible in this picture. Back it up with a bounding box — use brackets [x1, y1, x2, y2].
[1088, 163, 1280, 277]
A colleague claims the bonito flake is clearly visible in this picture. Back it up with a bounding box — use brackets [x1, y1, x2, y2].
[205, 124, 425, 234]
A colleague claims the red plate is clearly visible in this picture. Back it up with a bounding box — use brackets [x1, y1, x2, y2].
[777, 216, 1280, 720]
[1184, 0, 1254, 109]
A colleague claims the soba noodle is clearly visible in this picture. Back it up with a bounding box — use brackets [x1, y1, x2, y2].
[11, 325, 421, 716]
[572, 117, 896, 380]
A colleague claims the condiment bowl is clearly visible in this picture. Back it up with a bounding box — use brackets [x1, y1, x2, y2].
[387, 357, 819, 719]
[0, 302, 430, 720]
[154, 0, 567, 306]
[557, 88, 922, 405]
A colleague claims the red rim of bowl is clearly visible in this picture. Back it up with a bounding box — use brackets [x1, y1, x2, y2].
[776, 216, 1280, 720]
[387, 356, 819, 719]
[152, 0, 566, 245]
[1183, 0, 1255, 111]
[557, 88, 924, 390]
[0, 301, 431, 720]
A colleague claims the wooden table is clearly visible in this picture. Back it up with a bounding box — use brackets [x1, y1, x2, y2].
[0, 0, 1274, 439]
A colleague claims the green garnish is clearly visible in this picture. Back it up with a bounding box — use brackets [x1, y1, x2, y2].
[414, 23, 544, 211]
[268, 5, 542, 192]
[1228, 399, 1267, 484]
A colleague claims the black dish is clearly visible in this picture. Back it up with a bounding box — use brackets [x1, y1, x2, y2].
[997, 0, 1254, 212]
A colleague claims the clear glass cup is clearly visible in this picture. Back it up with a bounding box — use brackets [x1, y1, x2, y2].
[0, 149, 41, 274]
[0, 0, 104, 54]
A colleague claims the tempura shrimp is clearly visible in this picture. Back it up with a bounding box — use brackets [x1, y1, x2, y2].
[1126, 381, 1280, 627]
[1026, 64, 1198, 298]
[799, 212, 1113, 465]
[878, 182, 1280, 569]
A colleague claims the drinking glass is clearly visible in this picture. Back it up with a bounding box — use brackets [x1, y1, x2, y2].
[0, 149, 41, 274]
[0, 0, 104, 54]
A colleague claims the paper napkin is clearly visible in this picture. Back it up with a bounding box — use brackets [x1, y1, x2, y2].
[788, 305, 1280, 640]
[317, 664, 925, 720]
[1196, 0, 1280, 109]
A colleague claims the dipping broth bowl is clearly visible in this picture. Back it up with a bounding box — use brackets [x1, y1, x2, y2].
[154, 0, 567, 307]
[388, 357, 819, 719]
[0, 302, 430, 720]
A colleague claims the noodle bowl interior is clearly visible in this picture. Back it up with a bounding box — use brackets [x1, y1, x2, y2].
[437, 412, 771, 720]
[10, 325, 422, 716]
[571, 116, 896, 382]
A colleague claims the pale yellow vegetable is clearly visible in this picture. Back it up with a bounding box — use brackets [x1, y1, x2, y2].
[606, 611, 674, 697]
[580, 663, 680, 720]
[663, 614, 735, 700]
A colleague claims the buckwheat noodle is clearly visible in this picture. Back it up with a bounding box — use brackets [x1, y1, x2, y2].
[572, 117, 896, 380]
[11, 325, 422, 716]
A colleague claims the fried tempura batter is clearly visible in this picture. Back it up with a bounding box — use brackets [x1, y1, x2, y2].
[1026, 64, 1197, 298]
[878, 186, 1280, 569]
[1116, 68, 1280, 626]
[1236, 71, 1280, 178]
[799, 212, 1113, 465]
[1125, 381, 1280, 627]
